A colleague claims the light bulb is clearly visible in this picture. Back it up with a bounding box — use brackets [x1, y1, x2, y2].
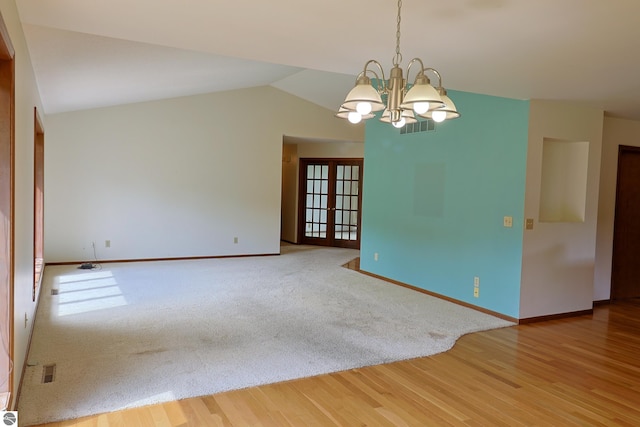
[392, 117, 406, 128]
[356, 102, 372, 115]
[432, 110, 447, 123]
[348, 111, 362, 124]
[413, 102, 430, 115]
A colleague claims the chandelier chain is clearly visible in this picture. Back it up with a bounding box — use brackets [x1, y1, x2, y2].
[394, 0, 403, 66]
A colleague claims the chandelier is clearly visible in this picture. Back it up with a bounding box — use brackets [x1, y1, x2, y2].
[337, 0, 460, 128]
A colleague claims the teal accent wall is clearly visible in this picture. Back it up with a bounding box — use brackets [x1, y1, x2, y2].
[360, 91, 529, 318]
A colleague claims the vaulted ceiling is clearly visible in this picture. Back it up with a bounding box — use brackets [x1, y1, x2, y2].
[15, 0, 640, 120]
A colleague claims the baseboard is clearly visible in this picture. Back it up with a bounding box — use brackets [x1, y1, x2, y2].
[593, 299, 611, 306]
[356, 266, 608, 325]
[518, 309, 594, 324]
[46, 252, 280, 267]
[357, 268, 518, 324]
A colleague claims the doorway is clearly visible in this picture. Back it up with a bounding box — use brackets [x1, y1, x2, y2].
[298, 158, 363, 249]
[611, 145, 640, 300]
[34, 108, 44, 301]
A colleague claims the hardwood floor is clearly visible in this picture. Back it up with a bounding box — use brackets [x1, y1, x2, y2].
[29, 299, 640, 426]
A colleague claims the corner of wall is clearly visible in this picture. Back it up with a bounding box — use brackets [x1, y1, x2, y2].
[520, 100, 604, 318]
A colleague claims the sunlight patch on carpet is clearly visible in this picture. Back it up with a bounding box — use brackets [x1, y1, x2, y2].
[55, 270, 128, 316]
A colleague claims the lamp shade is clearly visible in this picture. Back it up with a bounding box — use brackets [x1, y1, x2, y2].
[380, 108, 418, 126]
[335, 106, 374, 123]
[419, 89, 460, 121]
[400, 74, 444, 112]
[340, 76, 385, 113]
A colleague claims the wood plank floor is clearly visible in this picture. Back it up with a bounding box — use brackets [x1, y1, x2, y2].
[30, 300, 640, 427]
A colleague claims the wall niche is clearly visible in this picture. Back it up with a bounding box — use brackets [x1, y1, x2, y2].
[539, 138, 589, 223]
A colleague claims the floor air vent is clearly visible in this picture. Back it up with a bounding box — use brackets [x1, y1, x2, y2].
[42, 364, 56, 383]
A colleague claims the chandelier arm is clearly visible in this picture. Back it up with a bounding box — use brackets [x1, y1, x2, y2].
[406, 58, 427, 88]
[407, 58, 425, 72]
[363, 59, 388, 93]
[424, 67, 443, 88]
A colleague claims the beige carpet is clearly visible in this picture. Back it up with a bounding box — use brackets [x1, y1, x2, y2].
[18, 244, 513, 425]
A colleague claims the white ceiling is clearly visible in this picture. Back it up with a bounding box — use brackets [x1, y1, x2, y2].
[15, 0, 640, 119]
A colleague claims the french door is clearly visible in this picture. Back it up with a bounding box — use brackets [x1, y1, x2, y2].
[299, 158, 363, 249]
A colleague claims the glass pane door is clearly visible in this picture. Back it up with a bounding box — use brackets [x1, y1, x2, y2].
[299, 159, 363, 249]
[334, 164, 360, 242]
[304, 163, 329, 239]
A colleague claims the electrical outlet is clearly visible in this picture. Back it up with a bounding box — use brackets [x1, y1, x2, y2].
[105, 240, 111, 248]
[233, 237, 238, 244]
[503, 216, 513, 228]
[374, 252, 379, 261]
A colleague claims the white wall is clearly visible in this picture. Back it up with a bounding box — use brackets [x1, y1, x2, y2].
[594, 116, 640, 300]
[280, 140, 364, 243]
[0, 0, 46, 405]
[296, 141, 364, 159]
[520, 100, 603, 318]
[45, 86, 362, 262]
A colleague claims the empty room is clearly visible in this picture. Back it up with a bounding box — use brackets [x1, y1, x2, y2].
[2, 0, 640, 426]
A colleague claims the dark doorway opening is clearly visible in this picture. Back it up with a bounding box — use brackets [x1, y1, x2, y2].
[611, 145, 640, 300]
